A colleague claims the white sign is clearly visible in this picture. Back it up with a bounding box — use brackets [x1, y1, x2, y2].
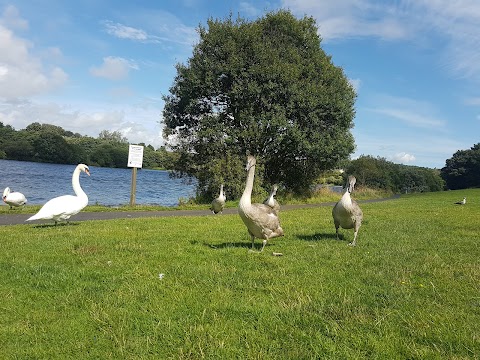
[127, 144, 144, 168]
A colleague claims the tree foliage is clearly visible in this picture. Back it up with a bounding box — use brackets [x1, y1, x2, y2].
[346, 156, 444, 193]
[162, 10, 356, 198]
[441, 143, 480, 189]
[98, 130, 128, 144]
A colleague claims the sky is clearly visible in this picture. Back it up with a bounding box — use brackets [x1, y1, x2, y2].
[0, 0, 479, 169]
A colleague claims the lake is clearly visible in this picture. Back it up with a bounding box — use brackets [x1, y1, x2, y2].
[0, 160, 197, 206]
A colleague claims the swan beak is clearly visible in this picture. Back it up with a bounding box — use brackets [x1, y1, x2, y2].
[85, 169, 91, 176]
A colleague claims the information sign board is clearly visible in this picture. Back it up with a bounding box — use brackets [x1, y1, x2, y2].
[127, 145, 144, 168]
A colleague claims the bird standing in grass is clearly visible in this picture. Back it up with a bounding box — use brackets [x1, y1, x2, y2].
[238, 155, 284, 252]
[454, 197, 466, 205]
[263, 184, 280, 215]
[332, 175, 363, 246]
[210, 184, 226, 214]
[26, 164, 90, 225]
[2, 187, 27, 209]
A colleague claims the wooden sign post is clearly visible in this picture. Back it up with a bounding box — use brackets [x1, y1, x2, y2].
[127, 144, 144, 206]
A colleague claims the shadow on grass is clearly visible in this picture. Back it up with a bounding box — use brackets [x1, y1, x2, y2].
[198, 239, 276, 251]
[31, 222, 81, 229]
[201, 241, 254, 250]
[297, 232, 343, 242]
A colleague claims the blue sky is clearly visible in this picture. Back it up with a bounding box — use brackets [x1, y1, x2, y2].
[0, 0, 479, 169]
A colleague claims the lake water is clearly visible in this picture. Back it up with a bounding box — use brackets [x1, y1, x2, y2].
[0, 160, 197, 206]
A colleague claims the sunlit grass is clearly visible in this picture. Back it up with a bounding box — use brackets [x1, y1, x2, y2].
[1, 189, 479, 358]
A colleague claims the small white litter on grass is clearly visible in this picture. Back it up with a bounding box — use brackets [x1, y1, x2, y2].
[158, 273, 165, 280]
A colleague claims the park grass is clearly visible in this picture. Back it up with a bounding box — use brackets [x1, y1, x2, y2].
[0, 189, 479, 359]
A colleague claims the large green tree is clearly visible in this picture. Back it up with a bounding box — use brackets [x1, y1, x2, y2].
[162, 10, 356, 198]
[441, 143, 480, 189]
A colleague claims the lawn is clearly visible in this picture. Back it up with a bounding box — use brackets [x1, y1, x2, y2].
[0, 189, 479, 359]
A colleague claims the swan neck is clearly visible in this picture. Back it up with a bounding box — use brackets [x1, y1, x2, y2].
[240, 164, 255, 207]
[72, 166, 87, 199]
[341, 191, 352, 207]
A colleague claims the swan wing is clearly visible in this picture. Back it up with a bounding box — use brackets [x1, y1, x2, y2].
[5, 192, 27, 206]
[242, 203, 283, 239]
[210, 198, 225, 214]
[351, 199, 363, 218]
[27, 195, 88, 221]
[332, 198, 363, 229]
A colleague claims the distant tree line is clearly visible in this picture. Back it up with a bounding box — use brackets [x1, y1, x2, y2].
[345, 156, 445, 193]
[0, 122, 177, 169]
[326, 145, 480, 193]
[3, 121, 476, 195]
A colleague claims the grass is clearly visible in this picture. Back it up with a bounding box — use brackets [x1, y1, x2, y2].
[0, 189, 479, 359]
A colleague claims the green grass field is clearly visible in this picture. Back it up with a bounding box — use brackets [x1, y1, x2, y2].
[1, 189, 479, 359]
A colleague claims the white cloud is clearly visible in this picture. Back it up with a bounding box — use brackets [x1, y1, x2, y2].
[413, 0, 480, 81]
[371, 108, 445, 129]
[283, 0, 480, 81]
[0, 5, 28, 30]
[102, 20, 148, 41]
[351, 130, 460, 168]
[390, 152, 416, 164]
[119, 122, 163, 147]
[282, 0, 411, 41]
[101, 14, 197, 47]
[239, 2, 262, 17]
[89, 56, 138, 81]
[366, 95, 446, 130]
[348, 78, 361, 92]
[0, 25, 67, 99]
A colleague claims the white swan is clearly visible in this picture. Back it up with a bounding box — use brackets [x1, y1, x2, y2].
[26, 164, 90, 225]
[210, 184, 226, 214]
[263, 184, 280, 215]
[332, 175, 363, 246]
[3, 187, 27, 209]
[238, 155, 284, 252]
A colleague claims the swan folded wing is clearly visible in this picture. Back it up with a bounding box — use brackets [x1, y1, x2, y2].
[211, 198, 225, 213]
[5, 192, 27, 206]
[27, 195, 87, 221]
[351, 200, 363, 216]
[333, 200, 363, 229]
[245, 204, 284, 239]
